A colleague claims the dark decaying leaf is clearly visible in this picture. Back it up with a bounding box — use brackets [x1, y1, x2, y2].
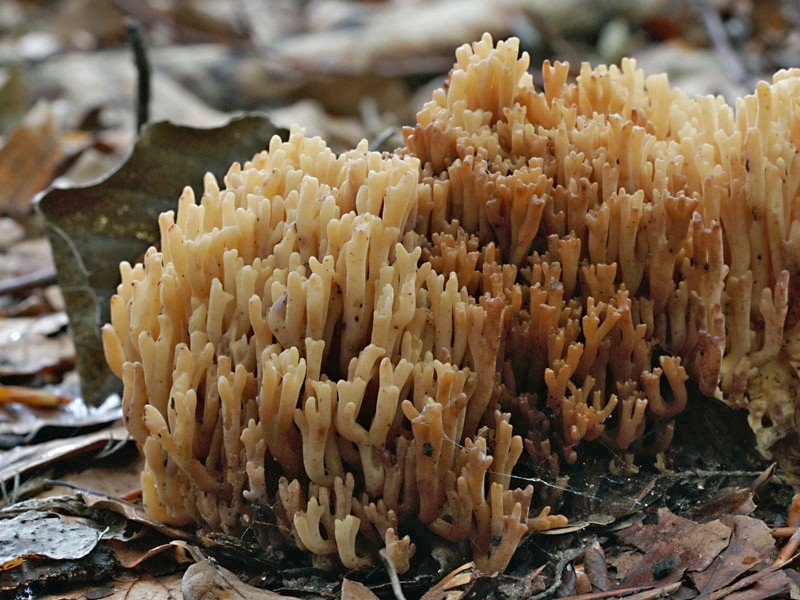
[0, 543, 116, 596]
[36, 114, 287, 405]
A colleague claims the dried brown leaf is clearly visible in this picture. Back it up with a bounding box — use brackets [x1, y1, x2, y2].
[617, 508, 731, 588]
[181, 558, 297, 599]
[723, 571, 791, 600]
[0, 422, 128, 490]
[341, 578, 380, 600]
[68, 484, 194, 542]
[0, 102, 62, 216]
[700, 559, 793, 600]
[106, 538, 191, 570]
[692, 515, 778, 594]
[0, 313, 74, 378]
[584, 540, 611, 591]
[0, 543, 116, 596]
[421, 561, 479, 600]
[684, 487, 756, 521]
[619, 540, 685, 587]
[38, 572, 184, 600]
[44, 454, 142, 500]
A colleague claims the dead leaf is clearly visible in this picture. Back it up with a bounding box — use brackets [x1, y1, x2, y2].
[42, 453, 143, 500]
[37, 50, 231, 136]
[107, 538, 191, 569]
[341, 578, 380, 600]
[540, 513, 616, 535]
[37, 114, 286, 405]
[52, 0, 127, 47]
[617, 508, 731, 587]
[4, 236, 57, 278]
[724, 571, 791, 600]
[684, 486, 756, 521]
[37, 571, 184, 600]
[73, 486, 195, 541]
[584, 540, 611, 591]
[419, 561, 483, 600]
[700, 559, 793, 600]
[0, 218, 24, 252]
[0, 494, 131, 542]
[692, 515, 778, 595]
[0, 66, 28, 134]
[618, 540, 685, 587]
[270, 0, 666, 76]
[0, 422, 128, 492]
[0, 101, 62, 216]
[182, 558, 298, 599]
[0, 543, 116, 596]
[0, 509, 103, 568]
[0, 390, 121, 448]
[0, 312, 74, 378]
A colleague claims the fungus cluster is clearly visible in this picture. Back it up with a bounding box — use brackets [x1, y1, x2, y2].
[103, 34, 800, 573]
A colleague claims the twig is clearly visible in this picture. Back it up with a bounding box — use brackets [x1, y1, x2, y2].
[522, 6, 582, 69]
[773, 527, 797, 538]
[530, 548, 584, 600]
[0, 267, 57, 296]
[125, 20, 151, 133]
[776, 528, 800, 565]
[557, 583, 661, 599]
[379, 548, 407, 600]
[691, 0, 749, 88]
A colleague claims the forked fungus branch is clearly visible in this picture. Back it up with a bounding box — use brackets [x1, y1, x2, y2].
[103, 34, 800, 573]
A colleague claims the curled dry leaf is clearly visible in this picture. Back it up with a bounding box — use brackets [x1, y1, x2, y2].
[181, 558, 298, 600]
[421, 561, 479, 600]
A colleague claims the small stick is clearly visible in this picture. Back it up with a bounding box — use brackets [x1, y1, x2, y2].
[379, 548, 407, 600]
[125, 20, 151, 133]
[0, 385, 70, 408]
[692, 0, 749, 89]
[0, 268, 57, 296]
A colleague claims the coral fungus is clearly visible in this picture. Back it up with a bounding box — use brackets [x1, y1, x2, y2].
[103, 33, 800, 573]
